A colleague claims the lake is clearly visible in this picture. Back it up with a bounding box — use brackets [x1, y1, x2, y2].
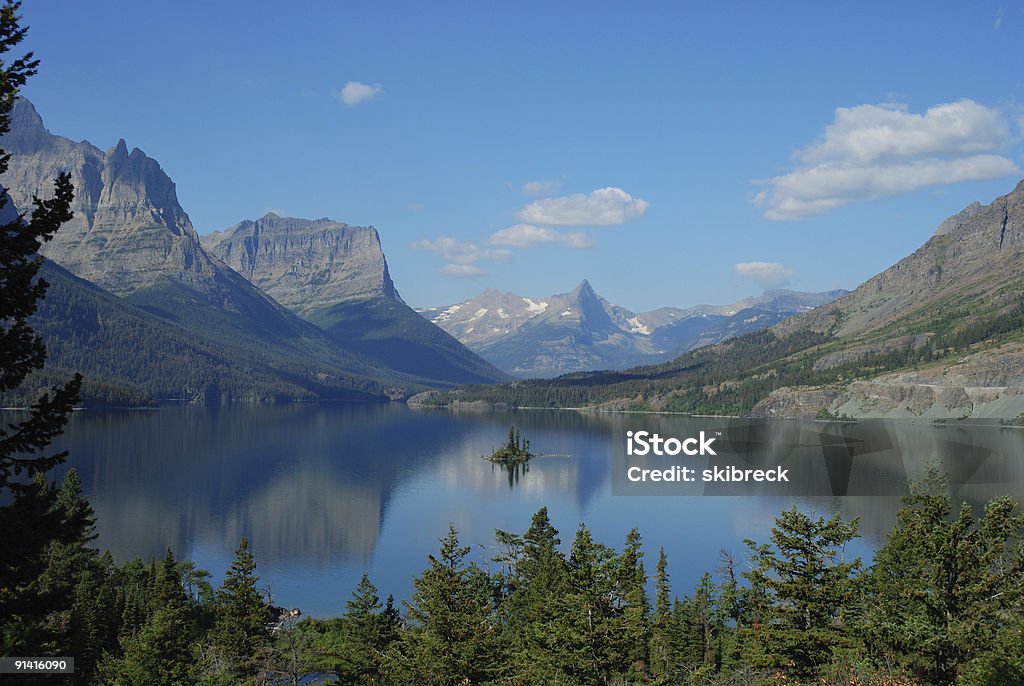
[36, 404, 1024, 617]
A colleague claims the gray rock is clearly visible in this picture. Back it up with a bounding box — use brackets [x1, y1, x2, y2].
[202, 213, 400, 315]
[1, 98, 219, 297]
[754, 179, 1024, 419]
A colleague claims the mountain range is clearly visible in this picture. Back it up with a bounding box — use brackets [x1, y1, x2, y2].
[1, 98, 506, 404]
[415, 180, 1024, 420]
[419, 281, 846, 376]
[10, 95, 1022, 419]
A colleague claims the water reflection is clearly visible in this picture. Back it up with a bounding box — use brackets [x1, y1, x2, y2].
[27, 405, 1024, 615]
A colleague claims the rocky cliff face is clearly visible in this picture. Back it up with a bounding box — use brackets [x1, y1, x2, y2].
[1, 98, 223, 297]
[202, 214, 400, 315]
[777, 179, 1024, 341]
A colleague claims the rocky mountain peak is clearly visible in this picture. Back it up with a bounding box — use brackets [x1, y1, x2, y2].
[1, 98, 209, 294]
[108, 138, 129, 160]
[202, 213, 401, 315]
[934, 201, 984, 236]
[422, 283, 849, 377]
[5, 97, 50, 153]
[774, 178, 1024, 341]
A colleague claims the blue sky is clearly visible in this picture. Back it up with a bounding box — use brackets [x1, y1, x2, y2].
[17, 1, 1024, 311]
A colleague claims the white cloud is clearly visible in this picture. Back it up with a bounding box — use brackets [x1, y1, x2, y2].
[337, 81, 383, 106]
[441, 264, 486, 278]
[799, 100, 1010, 165]
[755, 100, 1020, 220]
[410, 236, 510, 264]
[521, 179, 561, 196]
[735, 262, 794, 289]
[517, 187, 649, 226]
[488, 224, 592, 248]
[757, 156, 1018, 221]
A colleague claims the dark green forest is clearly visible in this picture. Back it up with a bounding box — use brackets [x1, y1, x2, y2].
[2, 261, 394, 407]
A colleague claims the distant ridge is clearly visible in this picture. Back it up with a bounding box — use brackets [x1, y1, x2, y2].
[419, 280, 845, 377]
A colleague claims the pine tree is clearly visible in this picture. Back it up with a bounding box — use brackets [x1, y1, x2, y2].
[39, 468, 114, 685]
[648, 547, 674, 682]
[0, 0, 81, 657]
[614, 528, 650, 676]
[743, 507, 861, 679]
[341, 572, 390, 682]
[210, 537, 270, 680]
[66, 557, 118, 686]
[867, 466, 1024, 685]
[562, 523, 618, 684]
[716, 548, 746, 671]
[379, 594, 401, 647]
[100, 549, 197, 686]
[692, 573, 718, 670]
[501, 507, 573, 682]
[398, 524, 496, 685]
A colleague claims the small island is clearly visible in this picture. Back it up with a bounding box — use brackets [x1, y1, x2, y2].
[484, 426, 536, 463]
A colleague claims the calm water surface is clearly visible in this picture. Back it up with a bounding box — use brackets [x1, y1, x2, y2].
[34, 404, 1024, 616]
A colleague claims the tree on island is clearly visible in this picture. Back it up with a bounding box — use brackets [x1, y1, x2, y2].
[486, 425, 534, 462]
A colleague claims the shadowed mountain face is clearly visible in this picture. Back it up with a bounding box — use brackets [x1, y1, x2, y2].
[204, 214, 509, 387]
[8, 260, 392, 404]
[420, 280, 846, 377]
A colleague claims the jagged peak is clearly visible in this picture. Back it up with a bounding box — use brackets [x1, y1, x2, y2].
[568, 279, 603, 304]
[934, 201, 984, 237]
[10, 97, 45, 128]
[4, 97, 51, 153]
[933, 179, 1024, 237]
[568, 278, 595, 295]
[108, 138, 129, 158]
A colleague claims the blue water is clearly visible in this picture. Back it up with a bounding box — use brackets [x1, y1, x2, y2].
[34, 404, 1024, 616]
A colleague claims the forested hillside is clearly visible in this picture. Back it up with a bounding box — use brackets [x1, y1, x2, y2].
[3, 261, 400, 406]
